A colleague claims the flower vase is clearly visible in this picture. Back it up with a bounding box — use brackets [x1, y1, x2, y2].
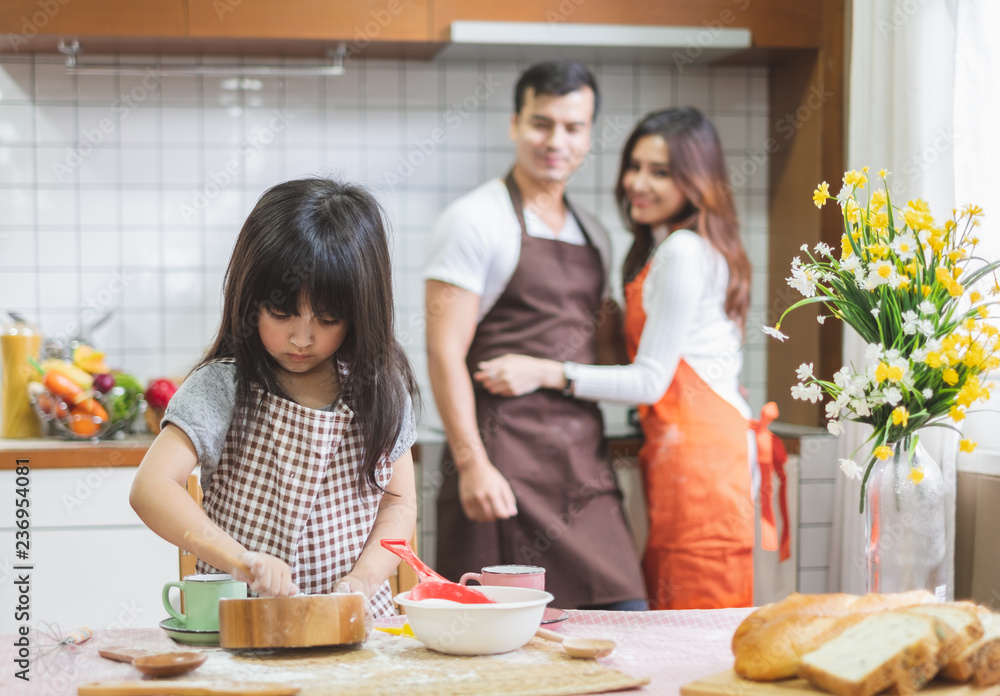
[865, 435, 947, 599]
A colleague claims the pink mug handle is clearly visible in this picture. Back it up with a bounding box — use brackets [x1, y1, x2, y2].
[459, 572, 483, 586]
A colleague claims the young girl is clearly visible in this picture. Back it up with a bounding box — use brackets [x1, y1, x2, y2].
[130, 178, 418, 617]
[475, 108, 777, 610]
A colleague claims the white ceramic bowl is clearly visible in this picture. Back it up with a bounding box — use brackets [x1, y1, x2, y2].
[394, 585, 554, 655]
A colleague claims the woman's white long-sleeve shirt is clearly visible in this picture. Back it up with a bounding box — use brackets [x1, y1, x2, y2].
[567, 229, 750, 420]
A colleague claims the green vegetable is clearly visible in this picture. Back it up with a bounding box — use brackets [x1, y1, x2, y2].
[109, 372, 144, 423]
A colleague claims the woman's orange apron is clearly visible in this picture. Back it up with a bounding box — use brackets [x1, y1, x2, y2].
[625, 258, 784, 610]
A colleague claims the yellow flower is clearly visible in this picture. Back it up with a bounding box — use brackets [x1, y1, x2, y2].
[949, 282, 965, 298]
[844, 169, 868, 187]
[928, 235, 945, 252]
[948, 249, 967, 263]
[878, 169, 890, 178]
[841, 235, 853, 259]
[908, 467, 925, 484]
[845, 199, 862, 224]
[922, 285, 932, 297]
[904, 263, 917, 275]
[970, 291, 983, 303]
[942, 368, 959, 386]
[813, 181, 831, 208]
[870, 190, 888, 211]
[908, 199, 930, 213]
[953, 266, 963, 281]
[964, 318, 977, 331]
[978, 306, 990, 318]
[925, 352, 943, 368]
[950, 405, 965, 422]
[959, 439, 978, 454]
[891, 407, 909, 427]
[962, 203, 984, 217]
[874, 445, 892, 460]
[876, 261, 894, 279]
[869, 211, 889, 229]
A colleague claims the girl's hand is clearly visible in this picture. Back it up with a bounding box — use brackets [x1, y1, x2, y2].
[474, 355, 564, 396]
[237, 551, 299, 597]
[334, 573, 373, 598]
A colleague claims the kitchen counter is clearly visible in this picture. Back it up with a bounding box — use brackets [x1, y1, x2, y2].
[0, 607, 753, 695]
[0, 424, 646, 470]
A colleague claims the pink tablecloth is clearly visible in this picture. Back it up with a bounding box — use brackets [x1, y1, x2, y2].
[0, 607, 753, 696]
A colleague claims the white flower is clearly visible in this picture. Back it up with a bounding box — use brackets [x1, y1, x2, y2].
[836, 183, 852, 207]
[791, 255, 802, 268]
[800, 244, 809, 252]
[922, 388, 934, 399]
[902, 310, 919, 335]
[814, 242, 833, 257]
[841, 256, 862, 274]
[891, 234, 918, 260]
[791, 383, 823, 403]
[918, 300, 936, 315]
[796, 363, 815, 381]
[883, 387, 903, 406]
[787, 266, 818, 298]
[839, 458, 863, 480]
[868, 260, 896, 287]
[871, 308, 880, 319]
[917, 319, 934, 337]
[911, 345, 929, 363]
[851, 398, 872, 417]
[865, 343, 885, 362]
[817, 315, 827, 324]
[762, 325, 789, 341]
[828, 420, 844, 436]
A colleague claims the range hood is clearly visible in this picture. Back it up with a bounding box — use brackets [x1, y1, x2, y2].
[435, 21, 752, 65]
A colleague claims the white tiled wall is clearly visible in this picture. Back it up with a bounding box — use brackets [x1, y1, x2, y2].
[0, 55, 770, 428]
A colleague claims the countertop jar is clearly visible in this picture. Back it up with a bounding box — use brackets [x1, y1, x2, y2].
[1, 318, 43, 438]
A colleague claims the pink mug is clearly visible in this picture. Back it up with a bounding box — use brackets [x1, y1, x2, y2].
[459, 564, 545, 590]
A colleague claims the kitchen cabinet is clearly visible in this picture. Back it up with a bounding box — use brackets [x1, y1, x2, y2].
[431, 0, 822, 49]
[0, 467, 176, 635]
[0, 0, 186, 40]
[186, 0, 431, 43]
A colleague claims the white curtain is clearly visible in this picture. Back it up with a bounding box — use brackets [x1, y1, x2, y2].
[829, 0, 961, 595]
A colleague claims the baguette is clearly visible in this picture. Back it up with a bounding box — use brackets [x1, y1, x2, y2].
[798, 610, 946, 696]
[732, 591, 935, 680]
[906, 603, 984, 663]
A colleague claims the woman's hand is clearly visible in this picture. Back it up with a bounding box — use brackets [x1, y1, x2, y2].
[474, 354, 565, 396]
[236, 551, 299, 597]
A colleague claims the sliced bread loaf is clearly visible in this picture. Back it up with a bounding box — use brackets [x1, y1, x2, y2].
[940, 612, 1000, 686]
[798, 610, 945, 696]
[907, 602, 984, 663]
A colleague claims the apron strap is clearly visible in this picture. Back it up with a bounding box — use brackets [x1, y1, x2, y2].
[503, 170, 599, 249]
[751, 402, 791, 562]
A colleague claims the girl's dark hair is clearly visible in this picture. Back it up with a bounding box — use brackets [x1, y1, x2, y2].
[616, 107, 751, 328]
[514, 59, 600, 120]
[200, 178, 417, 491]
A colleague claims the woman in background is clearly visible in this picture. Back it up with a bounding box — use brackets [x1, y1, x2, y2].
[476, 107, 773, 609]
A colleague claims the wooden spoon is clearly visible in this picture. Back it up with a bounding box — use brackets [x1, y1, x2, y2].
[99, 647, 207, 678]
[77, 682, 300, 695]
[535, 626, 616, 659]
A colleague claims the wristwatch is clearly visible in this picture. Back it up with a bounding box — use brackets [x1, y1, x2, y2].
[562, 362, 578, 397]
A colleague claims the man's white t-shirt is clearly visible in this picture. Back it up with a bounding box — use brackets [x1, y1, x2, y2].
[424, 178, 610, 321]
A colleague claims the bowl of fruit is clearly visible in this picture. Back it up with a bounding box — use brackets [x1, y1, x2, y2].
[27, 348, 145, 440]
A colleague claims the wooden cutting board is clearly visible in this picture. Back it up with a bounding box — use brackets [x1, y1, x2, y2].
[681, 670, 1000, 696]
[151, 633, 649, 696]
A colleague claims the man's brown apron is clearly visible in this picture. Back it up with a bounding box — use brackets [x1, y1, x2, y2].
[436, 173, 646, 609]
[196, 368, 395, 617]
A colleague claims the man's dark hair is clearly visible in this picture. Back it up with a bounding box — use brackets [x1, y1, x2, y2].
[513, 59, 600, 120]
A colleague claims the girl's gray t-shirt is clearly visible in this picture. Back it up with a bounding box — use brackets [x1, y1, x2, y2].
[162, 361, 417, 491]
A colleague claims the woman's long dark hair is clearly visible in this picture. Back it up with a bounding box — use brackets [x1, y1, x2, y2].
[200, 178, 417, 492]
[615, 107, 751, 328]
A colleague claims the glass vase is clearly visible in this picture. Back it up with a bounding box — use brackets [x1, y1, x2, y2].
[865, 435, 947, 599]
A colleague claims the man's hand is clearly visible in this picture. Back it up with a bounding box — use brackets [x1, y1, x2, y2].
[474, 354, 564, 396]
[458, 462, 518, 522]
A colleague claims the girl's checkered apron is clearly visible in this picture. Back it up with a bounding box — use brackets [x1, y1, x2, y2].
[196, 386, 394, 617]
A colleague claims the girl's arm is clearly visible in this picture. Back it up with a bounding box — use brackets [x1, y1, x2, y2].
[129, 423, 297, 596]
[337, 447, 418, 596]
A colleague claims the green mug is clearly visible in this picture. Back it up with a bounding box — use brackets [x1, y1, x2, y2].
[162, 573, 247, 631]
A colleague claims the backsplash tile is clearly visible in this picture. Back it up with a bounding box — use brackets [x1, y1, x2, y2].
[1, 55, 770, 428]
